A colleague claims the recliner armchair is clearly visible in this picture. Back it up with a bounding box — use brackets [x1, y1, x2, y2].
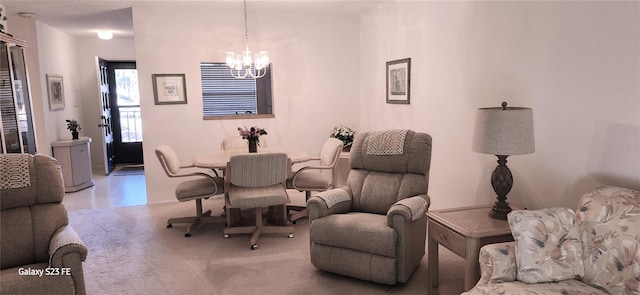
[307, 130, 432, 284]
[0, 154, 88, 295]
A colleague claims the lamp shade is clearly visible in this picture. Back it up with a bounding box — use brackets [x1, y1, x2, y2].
[472, 104, 535, 156]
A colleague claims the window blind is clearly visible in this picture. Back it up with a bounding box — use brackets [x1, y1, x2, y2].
[200, 63, 257, 117]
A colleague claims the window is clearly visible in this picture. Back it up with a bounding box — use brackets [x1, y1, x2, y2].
[200, 62, 273, 119]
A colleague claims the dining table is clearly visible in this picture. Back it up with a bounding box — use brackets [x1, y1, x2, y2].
[193, 146, 310, 170]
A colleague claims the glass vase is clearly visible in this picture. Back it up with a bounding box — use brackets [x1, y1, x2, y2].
[248, 139, 258, 153]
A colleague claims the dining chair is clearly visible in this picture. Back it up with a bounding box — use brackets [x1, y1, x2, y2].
[223, 153, 294, 250]
[155, 144, 226, 237]
[286, 137, 344, 223]
[221, 135, 269, 150]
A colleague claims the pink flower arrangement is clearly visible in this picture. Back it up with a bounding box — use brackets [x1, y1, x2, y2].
[238, 126, 267, 142]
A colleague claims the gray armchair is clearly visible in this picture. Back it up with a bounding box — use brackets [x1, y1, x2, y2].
[0, 154, 88, 294]
[308, 130, 432, 284]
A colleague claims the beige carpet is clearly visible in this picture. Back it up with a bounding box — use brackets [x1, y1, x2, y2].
[68, 198, 466, 295]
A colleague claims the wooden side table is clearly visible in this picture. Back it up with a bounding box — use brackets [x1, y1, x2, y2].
[427, 205, 514, 293]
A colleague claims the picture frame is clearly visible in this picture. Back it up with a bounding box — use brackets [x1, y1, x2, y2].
[152, 74, 187, 105]
[386, 58, 411, 104]
[46, 74, 65, 110]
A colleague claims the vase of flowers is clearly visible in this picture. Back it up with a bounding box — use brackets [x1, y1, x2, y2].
[238, 126, 267, 153]
[66, 119, 81, 140]
[330, 125, 356, 151]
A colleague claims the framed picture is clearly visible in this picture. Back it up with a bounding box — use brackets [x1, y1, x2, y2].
[152, 74, 187, 105]
[386, 58, 411, 104]
[46, 74, 65, 110]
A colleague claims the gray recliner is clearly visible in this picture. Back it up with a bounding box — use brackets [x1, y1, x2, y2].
[0, 154, 88, 294]
[307, 130, 432, 284]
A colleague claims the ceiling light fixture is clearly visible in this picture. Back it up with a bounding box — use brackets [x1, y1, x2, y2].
[97, 30, 113, 40]
[224, 0, 269, 79]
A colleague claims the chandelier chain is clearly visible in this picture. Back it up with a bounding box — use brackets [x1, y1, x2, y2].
[243, 0, 248, 44]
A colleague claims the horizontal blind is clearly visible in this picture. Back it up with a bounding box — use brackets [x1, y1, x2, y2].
[201, 63, 257, 116]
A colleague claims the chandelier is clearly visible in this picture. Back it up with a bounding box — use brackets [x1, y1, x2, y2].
[225, 0, 269, 79]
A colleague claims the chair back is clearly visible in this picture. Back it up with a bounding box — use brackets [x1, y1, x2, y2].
[1, 154, 68, 269]
[320, 138, 344, 167]
[155, 144, 181, 177]
[221, 135, 269, 151]
[228, 153, 289, 188]
[347, 130, 432, 214]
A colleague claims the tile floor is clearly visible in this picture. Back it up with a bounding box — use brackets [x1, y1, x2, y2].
[63, 167, 147, 211]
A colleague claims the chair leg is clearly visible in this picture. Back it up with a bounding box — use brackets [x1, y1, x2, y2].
[167, 198, 224, 237]
[289, 191, 311, 222]
[224, 205, 295, 250]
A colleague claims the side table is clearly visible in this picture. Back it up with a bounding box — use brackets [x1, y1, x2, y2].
[427, 205, 514, 293]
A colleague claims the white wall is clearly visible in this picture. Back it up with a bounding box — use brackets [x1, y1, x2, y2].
[33, 22, 85, 154]
[360, 1, 640, 210]
[132, 3, 360, 203]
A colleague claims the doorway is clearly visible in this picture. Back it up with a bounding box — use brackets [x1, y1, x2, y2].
[107, 61, 143, 165]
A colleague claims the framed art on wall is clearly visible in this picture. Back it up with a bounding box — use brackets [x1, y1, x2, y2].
[386, 58, 411, 104]
[152, 73, 187, 105]
[46, 74, 65, 110]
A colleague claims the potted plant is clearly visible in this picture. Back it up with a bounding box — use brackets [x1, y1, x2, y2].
[330, 125, 356, 151]
[66, 119, 81, 140]
[238, 126, 267, 153]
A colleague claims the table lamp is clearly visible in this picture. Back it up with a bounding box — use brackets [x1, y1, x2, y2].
[472, 102, 535, 220]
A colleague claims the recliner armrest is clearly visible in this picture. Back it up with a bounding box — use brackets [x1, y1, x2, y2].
[307, 187, 352, 222]
[387, 194, 430, 224]
[48, 225, 88, 267]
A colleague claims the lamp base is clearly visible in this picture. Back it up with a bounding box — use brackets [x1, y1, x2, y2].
[489, 155, 513, 220]
[489, 202, 512, 220]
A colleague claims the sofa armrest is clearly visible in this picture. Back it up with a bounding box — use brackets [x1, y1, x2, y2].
[49, 225, 88, 266]
[475, 241, 517, 286]
[307, 187, 352, 222]
[386, 194, 430, 224]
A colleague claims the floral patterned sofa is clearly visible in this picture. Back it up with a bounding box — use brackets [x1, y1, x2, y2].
[463, 186, 640, 295]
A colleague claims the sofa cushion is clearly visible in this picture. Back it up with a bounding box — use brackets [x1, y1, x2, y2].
[309, 212, 396, 257]
[466, 279, 607, 295]
[508, 207, 584, 283]
[576, 186, 640, 294]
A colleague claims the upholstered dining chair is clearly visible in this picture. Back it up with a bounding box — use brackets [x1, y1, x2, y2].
[307, 130, 432, 284]
[286, 137, 344, 223]
[221, 135, 269, 150]
[223, 153, 294, 250]
[155, 144, 226, 237]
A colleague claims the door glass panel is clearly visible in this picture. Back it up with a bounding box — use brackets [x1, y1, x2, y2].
[10, 45, 35, 153]
[114, 69, 142, 143]
[0, 41, 21, 153]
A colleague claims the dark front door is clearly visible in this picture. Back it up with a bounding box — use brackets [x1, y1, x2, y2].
[97, 57, 115, 174]
[107, 61, 143, 165]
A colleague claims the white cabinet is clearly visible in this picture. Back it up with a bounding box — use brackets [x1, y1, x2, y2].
[52, 137, 94, 192]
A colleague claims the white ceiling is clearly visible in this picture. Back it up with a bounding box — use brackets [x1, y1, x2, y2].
[2, 0, 384, 39]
